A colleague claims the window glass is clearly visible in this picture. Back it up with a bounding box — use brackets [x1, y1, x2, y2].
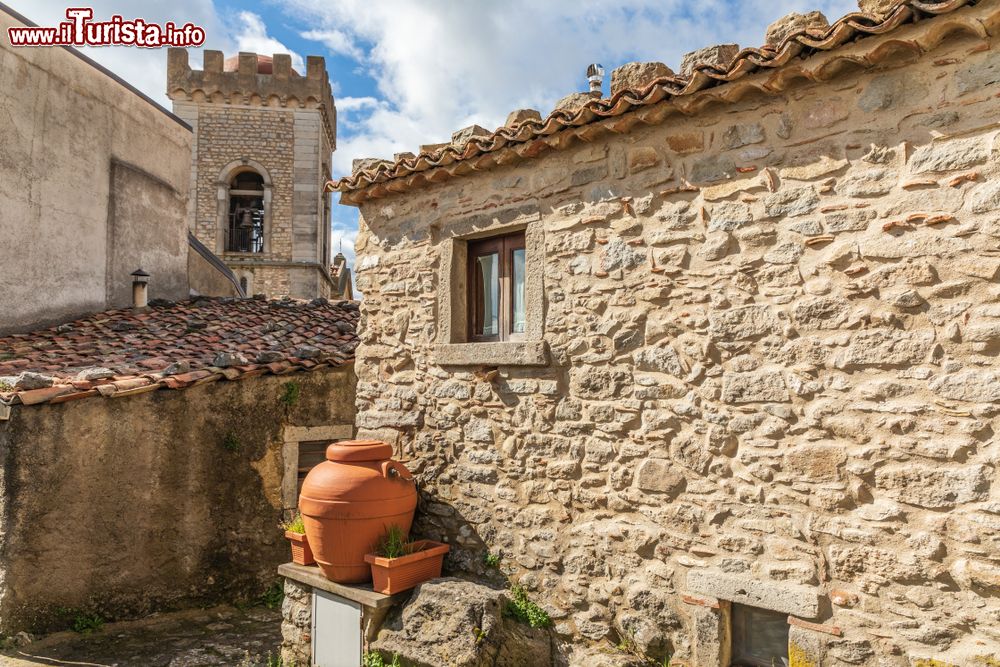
[512, 248, 526, 334]
[476, 253, 499, 336]
[731, 604, 789, 667]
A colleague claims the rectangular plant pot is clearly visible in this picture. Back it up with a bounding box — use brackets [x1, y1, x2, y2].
[286, 530, 315, 566]
[364, 540, 450, 595]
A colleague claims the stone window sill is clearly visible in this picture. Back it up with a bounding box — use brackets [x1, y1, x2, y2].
[432, 341, 548, 367]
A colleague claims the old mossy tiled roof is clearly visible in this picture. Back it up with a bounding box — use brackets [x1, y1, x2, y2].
[331, 0, 988, 202]
[0, 297, 358, 408]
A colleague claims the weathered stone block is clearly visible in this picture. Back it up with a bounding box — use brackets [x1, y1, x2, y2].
[371, 578, 553, 667]
[666, 131, 704, 154]
[875, 464, 990, 509]
[680, 44, 740, 76]
[610, 61, 674, 96]
[930, 370, 1000, 402]
[783, 444, 846, 482]
[687, 569, 820, 617]
[708, 201, 753, 231]
[709, 305, 780, 341]
[569, 365, 632, 400]
[834, 330, 934, 368]
[950, 558, 1000, 594]
[633, 345, 685, 377]
[836, 168, 896, 197]
[356, 410, 423, 429]
[764, 186, 819, 218]
[763, 242, 804, 265]
[627, 146, 661, 173]
[690, 155, 736, 183]
[722, 371, 789, 404]
[722, 123, 765, 150]
[635, 459, 686, 496]
[909, 138, 988, 173]
[766, 11, 829, 45]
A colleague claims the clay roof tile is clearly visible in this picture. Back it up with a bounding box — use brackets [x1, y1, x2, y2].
[0, 297, 358, 408]
[331, 0, 984, 202]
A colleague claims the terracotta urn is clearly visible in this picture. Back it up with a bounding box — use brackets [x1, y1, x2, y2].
[299, 440, 417, 583]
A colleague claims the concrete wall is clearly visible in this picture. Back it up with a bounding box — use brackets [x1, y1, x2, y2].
[0, 8, 192, 333]
[348, 23, 1000, 667]
[0, 367, 356, 634]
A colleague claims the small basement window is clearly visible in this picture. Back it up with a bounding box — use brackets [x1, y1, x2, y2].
[731, 604, 789, 667]
[467, 231, 526, 342]
[297, 440, 331, 498]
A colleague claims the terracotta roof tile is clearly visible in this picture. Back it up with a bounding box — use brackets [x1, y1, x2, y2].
[331, 0, 987, 202]
[0, 296, 359, 408]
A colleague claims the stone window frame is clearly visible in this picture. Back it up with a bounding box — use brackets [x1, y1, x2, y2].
[432, 208, 547, 367]
[281, 424, 354, 512]
[216, 158, 273, 256]
[684, 570, 827, 666]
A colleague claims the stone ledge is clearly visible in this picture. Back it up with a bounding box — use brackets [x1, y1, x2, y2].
[432, 341, 548, 367]
[686, 569, 820, 618]
[278, 563, 404, 609]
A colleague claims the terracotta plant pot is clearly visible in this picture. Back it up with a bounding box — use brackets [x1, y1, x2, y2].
[365, 540, 450, 595]
[299, 440, 417, 583]
[286, 530, 315, 566]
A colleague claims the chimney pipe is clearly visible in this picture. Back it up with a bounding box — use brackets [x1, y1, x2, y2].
[131, 268, 150, 308]
[586, 63, 605, 97]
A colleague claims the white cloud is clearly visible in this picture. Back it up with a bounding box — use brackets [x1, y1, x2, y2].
[300, 28, 362, 60]
[285, 0, 858, 178]
[232, 11, 305, 73]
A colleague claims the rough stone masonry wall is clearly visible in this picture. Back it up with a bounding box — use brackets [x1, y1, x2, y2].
[351, 32, 1000, 667]
[0, 367, 355, 635]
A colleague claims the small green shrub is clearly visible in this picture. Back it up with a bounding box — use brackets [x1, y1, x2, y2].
[282, 513, 306, 534]
[223, 432, 242, 453]
[375, 525, 409, 559]
[258, 581, 284, 610]
[0, 380, 13, 392]
[483, 552, 501, 568]
[70, 612, 103, 634]
[363, 651, 401, 667]
[280, 381, 301, 407]
[504, 585, 551, 628]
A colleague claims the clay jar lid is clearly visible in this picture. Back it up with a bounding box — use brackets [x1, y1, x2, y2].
[326, 439, 394, 462]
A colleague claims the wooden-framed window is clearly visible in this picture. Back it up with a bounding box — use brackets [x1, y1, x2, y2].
[467, 231, 526, 342]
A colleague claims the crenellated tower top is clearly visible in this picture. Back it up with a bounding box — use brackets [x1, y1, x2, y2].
[166, 48, 335, 148]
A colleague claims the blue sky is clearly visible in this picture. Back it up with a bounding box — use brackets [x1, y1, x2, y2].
[16, 0, 858, 266]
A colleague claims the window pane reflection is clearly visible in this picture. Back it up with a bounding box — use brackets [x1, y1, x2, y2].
[477, 253, 499, 336]
[512, 248, 525, 334]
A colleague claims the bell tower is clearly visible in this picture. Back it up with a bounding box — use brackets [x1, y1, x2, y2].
[167, 48, 337, 299]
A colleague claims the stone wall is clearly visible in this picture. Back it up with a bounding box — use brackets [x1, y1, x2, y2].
[348, 25, 1000, 667]
[0, 7, 192, 333]
[0, 367, 356, 634]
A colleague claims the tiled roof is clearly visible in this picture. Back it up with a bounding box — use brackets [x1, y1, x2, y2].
[331, 0, 986, 202]
[0, 297, 358, 409]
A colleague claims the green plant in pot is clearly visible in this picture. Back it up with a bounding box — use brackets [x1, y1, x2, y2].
[282, 513, 315, 566]
[364, 524, 450, 595]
